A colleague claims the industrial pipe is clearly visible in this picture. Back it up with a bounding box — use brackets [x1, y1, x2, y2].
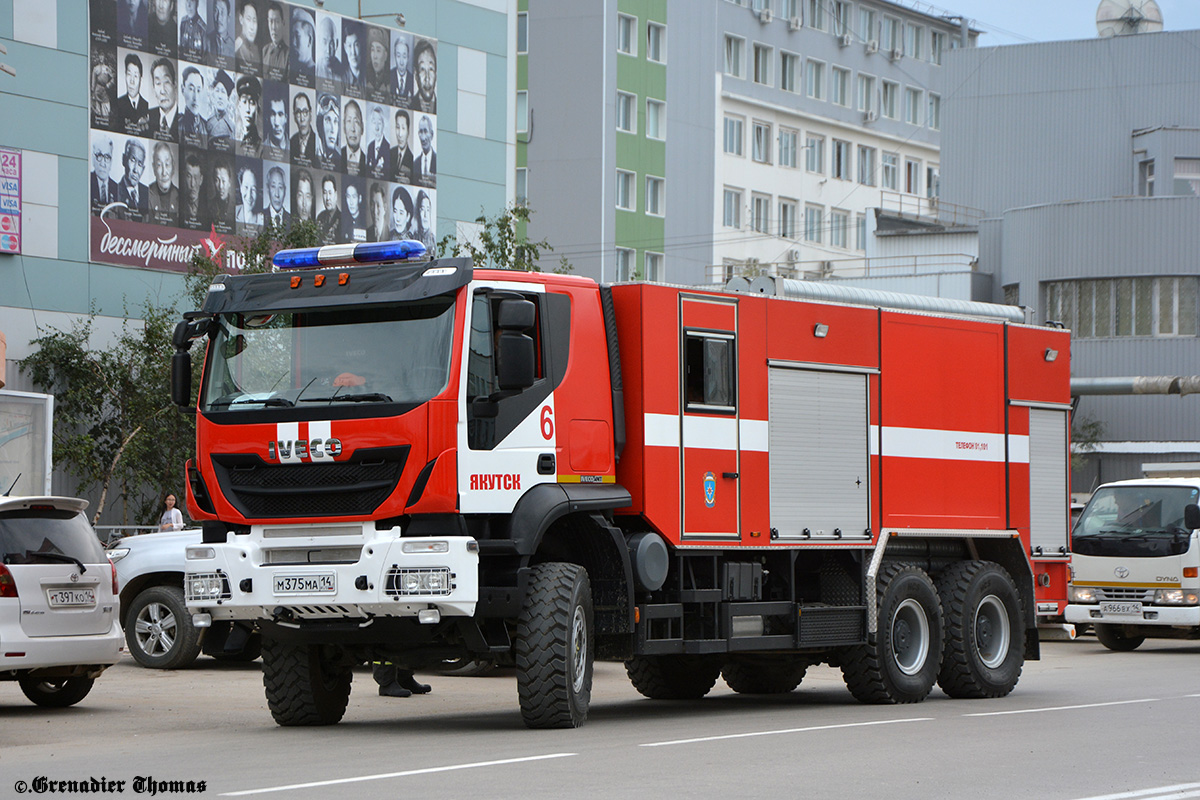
[1071, 376, 1200, 396]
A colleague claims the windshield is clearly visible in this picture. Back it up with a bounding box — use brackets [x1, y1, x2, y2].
[1075, 485, 1200, 538]
[0, 510, 107, 565]
[201, 299, 456, 412]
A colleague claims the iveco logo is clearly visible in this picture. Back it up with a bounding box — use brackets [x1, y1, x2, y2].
[268, 438, 343, 461]
[1114, 566, 1130, 579]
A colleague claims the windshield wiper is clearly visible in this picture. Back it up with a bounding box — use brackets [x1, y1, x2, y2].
[4, 551, 86, 572]
[229, 396, 294, 407]
[301, 393, 394, 404]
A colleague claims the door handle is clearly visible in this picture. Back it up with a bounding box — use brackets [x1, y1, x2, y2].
[722, 472, 739, 479]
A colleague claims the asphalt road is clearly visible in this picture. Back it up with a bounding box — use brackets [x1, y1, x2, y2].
[2, 635, 1199, 799]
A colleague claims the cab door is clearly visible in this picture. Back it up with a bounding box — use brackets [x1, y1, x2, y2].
[680, 295, 740, 541]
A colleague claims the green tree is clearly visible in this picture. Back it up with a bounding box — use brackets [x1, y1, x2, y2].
[1071, 414, 1106, 473]
[436, 204, 571, 272]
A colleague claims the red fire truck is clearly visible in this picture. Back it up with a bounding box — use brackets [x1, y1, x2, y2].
[173, 240, 1072, 729]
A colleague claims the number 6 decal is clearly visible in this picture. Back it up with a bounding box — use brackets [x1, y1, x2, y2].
[540, 405, 554, 440]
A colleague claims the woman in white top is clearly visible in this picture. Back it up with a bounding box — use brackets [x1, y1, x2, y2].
[159, 494, 185, 531]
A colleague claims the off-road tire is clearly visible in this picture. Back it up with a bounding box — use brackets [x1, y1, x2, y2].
[722, 655, 808, 695]
[625, 655, 723, 699]
[515, 562, 593, 728]
[126, 585, 202, 670]
[841, 563, 943, 704]
[261, 637, 352, 726]
[936, 560, 1025, 698]
[19, 676, 95, 708]
[1094, 623, 1145, 652]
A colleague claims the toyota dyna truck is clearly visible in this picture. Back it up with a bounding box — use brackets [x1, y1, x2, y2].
[1066, 474, 1200, 650]
[174, 240, 1072, 728]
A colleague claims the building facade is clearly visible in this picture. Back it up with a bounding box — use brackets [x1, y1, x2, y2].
[520, 0, 974, 284]
[940, 30, 1200, 487]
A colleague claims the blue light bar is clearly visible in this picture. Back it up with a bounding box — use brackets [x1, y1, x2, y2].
[273, 239, 428, 270]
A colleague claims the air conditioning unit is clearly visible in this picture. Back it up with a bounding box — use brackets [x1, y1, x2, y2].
[758, 8, 773, 23]
[863, 110, 878, 123]
[926, 195, 939, 210]
[786, 248, 800, 264]
[838, 33, 852, 47]
[787, 16, 802, 31]
[889, 47, 904, 61]
[865, 39, 879, 54]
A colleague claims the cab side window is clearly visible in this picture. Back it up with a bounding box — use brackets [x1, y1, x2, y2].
[684, 332, 736, 412]
[466, 290, 544, 449]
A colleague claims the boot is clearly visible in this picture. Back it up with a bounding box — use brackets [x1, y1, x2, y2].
[373, 663, 413, 698]
[397, 669, 431, 694]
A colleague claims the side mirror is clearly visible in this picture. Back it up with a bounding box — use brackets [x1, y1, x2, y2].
[1185, 503, 1200, 531]
[171, 351, 193, 409]
[497, 331, 535, 390]
[497, 298, 536, 331]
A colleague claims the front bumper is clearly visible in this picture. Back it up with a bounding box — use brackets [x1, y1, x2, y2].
[0, 620, 124, 672]
[184, 522, 479, 622]
[1065, 603, 1200, 627]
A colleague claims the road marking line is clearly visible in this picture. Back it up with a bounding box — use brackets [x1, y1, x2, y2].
[964, 698, 1160, 717]
[1071, 784, 1200, 800]
[219, 753, 578, 796]
[640, 717, 932, 747]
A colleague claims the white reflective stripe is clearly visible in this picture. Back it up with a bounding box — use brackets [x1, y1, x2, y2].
[872, 426, 1017, 463]
[740, 419, 768, 452]
[317, 243, 357, 264]
[643, 413, 679, 448]
[1008, 433, 1030, 464]
[276, 421, 301, 464]
[683, 416, 738, 450]
[309, 420, 332, 459]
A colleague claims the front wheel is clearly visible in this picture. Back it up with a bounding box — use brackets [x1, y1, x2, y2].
[516, 562, 593, 729]
[841, 563, 943, 704]
[936, 561, 1025, 698]
[261, 637, 352, 726]
[19, 676, 95, 708]
[1094, 624, 1145, 652]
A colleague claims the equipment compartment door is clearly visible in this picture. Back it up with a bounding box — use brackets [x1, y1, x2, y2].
[768, 367, 870, 541]
[1028, 408, 1069, 557]
[681, 297, 740, 541]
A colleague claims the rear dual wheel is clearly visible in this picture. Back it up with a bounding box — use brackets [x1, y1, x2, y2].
[936, 561, 1025, 698]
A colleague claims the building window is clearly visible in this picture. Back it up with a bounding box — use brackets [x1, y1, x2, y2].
[1138, 159, 1155, 196]
[516, 90, 529, 134]
[780, 52, 800, 92]
[931, 31, 945, 65]
[1173, 158, 1200, 195]
[616, 91, 636, 133]
[857, 145, 876, 185]
[752, 121, 772, 163]
[905, 158, 921, 194]
[517, 12, 528, 53]
[647, 22, 666, 63]
[904, 87, 922, 125]
[723, 188, 742, 228]
[926, 165, 940, 198]
[806, 134, 825, 173]
[881, 17, 899, 52]
[859, 8, 876, 41]
[831, 67, 849, 106]
[928, 94, 941, 130]
[783, 0, 799, 20]
[616, 247, 635, 281]
[832, 1, 850, 35]
[779, 128, 798, 168]
[881, 151, 899, 190]
[807, 0, 825, 31]
[753, 44, 772, 85]
[881, 81, 898, 119]
[646, 99, 665, 140]
[723, 115, 744, 156]
[830, 209, 849, 248]
[806, 59, 825, 99]
[804, 204, 823, 243]
[616, 169, 635, 210]
[779, 198, 798, 239]
[906, 24, 923, 59]
[751, 0, 767, 11]
[644, 251, 664, 282]
[1044, 278, 1199, 339]
[617, 14, 637, 55]
[751, 193, 770, 233]
[832, 139, 852, 180]
[515, 167, 527, 203]
[855, 212, 867, 251]
[724, 36, 744, 77]
[1003, 284, 1019, 307]
[645, 175, 664, 216]
[857, 74, 875, 113]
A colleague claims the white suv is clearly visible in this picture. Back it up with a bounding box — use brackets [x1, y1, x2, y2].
[0, 496, 123, 707]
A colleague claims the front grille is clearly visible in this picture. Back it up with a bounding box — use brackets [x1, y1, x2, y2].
[1096, 587, 1155, 602]
[211, 446, 409, 518]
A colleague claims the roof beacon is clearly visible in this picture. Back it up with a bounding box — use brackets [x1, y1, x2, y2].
[273, 239, 428, 270]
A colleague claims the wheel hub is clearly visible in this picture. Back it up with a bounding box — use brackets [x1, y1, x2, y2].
[891, 597, 930, 676]
[974, 594, 1010, 669]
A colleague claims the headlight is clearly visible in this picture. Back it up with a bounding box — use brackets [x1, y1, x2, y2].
[1154, 588, 1200, 605]
[106, 548, 130, 563]
[1069, 585, 1097, 603]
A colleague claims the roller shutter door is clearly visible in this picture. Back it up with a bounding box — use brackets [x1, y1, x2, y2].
[1029, 408, 1068, 555]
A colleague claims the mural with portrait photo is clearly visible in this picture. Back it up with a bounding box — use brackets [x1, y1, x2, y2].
[88, 0, 437, 272]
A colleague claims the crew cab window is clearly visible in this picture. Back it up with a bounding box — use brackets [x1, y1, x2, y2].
[684, 332, 736, 412]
